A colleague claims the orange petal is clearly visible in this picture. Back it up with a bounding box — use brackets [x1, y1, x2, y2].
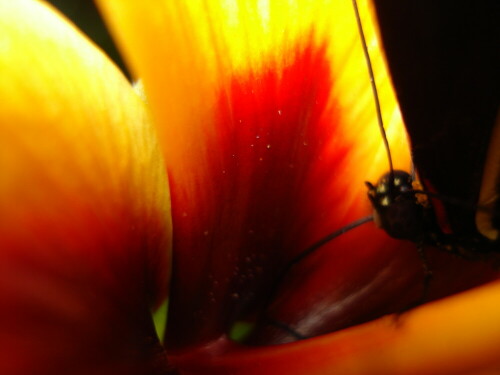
[0, 1, 171, 373]
[169, 279, 500, 375]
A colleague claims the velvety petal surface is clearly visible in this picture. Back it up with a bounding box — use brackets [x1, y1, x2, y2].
[98, 0, 414, 346]
[97, 0, 499, 357]
[169, 279, 500, 374]
[0, 1, 171, 373]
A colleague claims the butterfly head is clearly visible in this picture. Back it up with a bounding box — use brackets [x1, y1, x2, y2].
[366, 170, 429, 241]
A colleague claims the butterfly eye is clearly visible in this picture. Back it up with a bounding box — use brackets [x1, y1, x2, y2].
[376, 183, 387, 194]
[380, 196, 390, 207]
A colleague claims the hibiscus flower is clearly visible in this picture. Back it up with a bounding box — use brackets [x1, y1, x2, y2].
[1, 0, 499, 374]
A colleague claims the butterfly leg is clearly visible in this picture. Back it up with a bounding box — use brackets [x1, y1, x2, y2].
[267, 318, 307, 341]
[392, 243, 433, 324]
[416, 243, 433, 305]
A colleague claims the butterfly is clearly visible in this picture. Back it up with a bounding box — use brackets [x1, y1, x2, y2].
[246, 0, 500, 344]
[362, 1, 500, 304]
[373, 0, 500, 250]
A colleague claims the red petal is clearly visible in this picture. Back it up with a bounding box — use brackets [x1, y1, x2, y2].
[164, 36, 414, 348]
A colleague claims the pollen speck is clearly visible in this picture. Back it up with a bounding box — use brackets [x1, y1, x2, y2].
[231, 292, 240, 300]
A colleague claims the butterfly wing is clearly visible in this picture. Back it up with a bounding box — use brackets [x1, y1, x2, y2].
[477, 111, 500, 241]
[374, 0, 500, 243]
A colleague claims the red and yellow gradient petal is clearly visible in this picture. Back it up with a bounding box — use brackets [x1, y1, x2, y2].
[0, 1, 171, 374]
[98, 0, 414, 347]
[97, 0, 498, 368]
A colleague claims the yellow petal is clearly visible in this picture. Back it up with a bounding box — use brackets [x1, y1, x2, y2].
[97, 0, 411, 348]
[0, 0, 171, 372]
[97, 0, 409, 180]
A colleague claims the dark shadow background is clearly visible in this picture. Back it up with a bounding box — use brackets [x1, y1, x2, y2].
[47, 0, 130, 78]
[374, 0, 500, 237]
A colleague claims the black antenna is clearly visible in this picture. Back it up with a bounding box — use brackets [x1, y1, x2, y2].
[269, 215, 373, 300]
[352, 0, 395, 186]
[255, 2, 395, 342]
[286, 215, 373, 268]
[256, 215, 373, 342]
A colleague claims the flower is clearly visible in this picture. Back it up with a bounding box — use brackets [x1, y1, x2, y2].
[1, 0, 499, 374]
[0, 1, 170, 373]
